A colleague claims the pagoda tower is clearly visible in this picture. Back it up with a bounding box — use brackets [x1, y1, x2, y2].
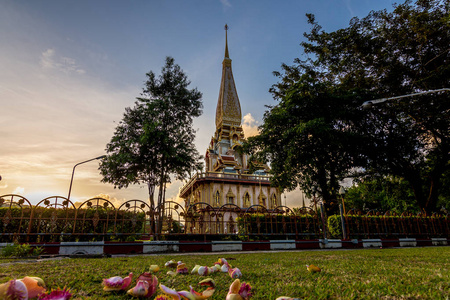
[179, 25, 281, 213]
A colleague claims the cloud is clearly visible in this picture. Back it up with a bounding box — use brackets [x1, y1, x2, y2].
[40, 48, 86, 74]
[242, 113, 259, 137]
[343, 0, 355, 17]
[71, 193, 128, 209]
[12, 186, 25, 195]
[220, 0, 231, 8]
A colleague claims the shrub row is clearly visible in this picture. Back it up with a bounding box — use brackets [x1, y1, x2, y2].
[327, 214, 449, 239]
[0, 207, 147, 243]
[236, 213, 323, 239]
[2, 206, 448, 242]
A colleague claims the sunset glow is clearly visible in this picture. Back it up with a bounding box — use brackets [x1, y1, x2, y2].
[1, 0, 398, 208]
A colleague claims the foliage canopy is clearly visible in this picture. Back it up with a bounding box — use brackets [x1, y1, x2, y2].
[100, 57, 203, 208]
[244, 0, 450, 213]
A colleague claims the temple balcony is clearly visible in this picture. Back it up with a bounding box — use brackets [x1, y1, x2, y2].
[179, 171, 272, 198]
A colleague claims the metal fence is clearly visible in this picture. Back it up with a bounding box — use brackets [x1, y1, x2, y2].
[0, 194, 153, 243]
[343, 209, 449, 239]
[1, 194, 449, 243]
[0, 195, 324, 242]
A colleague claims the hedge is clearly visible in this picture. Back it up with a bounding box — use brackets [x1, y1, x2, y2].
[0, 207, 147, 242]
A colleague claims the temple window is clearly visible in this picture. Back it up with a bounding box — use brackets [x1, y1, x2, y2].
[243, 192, 250, 208]
[215, 191, 221, 207]
[226, 187, 235, 205]
[271, 194, 277, 208]
[259, 195, 266, 207]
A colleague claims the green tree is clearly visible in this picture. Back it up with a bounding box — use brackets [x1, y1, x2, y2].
[244, 79, 360, 214]
[100, 57, 203, 209]
[344, 176, 419, 213]
[245, 0, 449, 214]
[303, 0, 450, 213]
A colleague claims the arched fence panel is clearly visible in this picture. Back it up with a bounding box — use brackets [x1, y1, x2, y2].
[240, 205, 270, 238]
[184, 202, 215, 235]
[155, 201, 186, 236]
[216, 204, 243, 235]
[30, 196, 77, 242]
[116, 200, 152, 241]
[0, 195, 33, 242]
[289, 206, 322, 239]
[73, 197, 117, 241]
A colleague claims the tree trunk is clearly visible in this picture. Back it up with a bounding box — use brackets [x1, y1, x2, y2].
[148, 182, 155, 209]
[157, 158, 166, 235]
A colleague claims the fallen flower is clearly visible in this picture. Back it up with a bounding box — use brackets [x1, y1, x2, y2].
[38, 287, 72, 300]
[229, 267, 242, 279]
[0, 279, 28, 300]
[197, 266, 212, 276]
[127, 280, 149, 297]
[226, 279, 252, 300]
[177, 263, 189, 274]
[191, 265, 201, 274]
[135, 272, 158, 297]
[19, 276, 46, 298]
[102, 272, 133, 291]
[159, 284, 181, 300]
[306, 264, 321, 273]
[149, 265, 160, 273]
[165, 260, 178, 268]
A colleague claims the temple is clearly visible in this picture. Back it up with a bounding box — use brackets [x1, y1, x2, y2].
[179, 25, 281, 214]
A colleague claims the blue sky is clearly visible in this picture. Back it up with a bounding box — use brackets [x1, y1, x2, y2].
[0, 0, 398, 207]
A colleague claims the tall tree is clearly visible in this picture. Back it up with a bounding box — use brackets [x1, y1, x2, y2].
[100, 57, 203, 209]
[245, 72, 363, 213]
[245, 0, 449, 213]
[302, 0, 450, 213]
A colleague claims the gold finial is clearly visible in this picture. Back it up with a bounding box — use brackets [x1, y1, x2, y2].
[224, 24, 229, 58]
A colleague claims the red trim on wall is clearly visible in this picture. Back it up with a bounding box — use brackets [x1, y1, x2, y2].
[242, 240, 270, 251]
[179, 241, 213, 252]
[104, 241, 143, 255]
[295, 239, 320, 249]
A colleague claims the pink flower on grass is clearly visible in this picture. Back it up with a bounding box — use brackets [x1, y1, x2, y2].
[38, 287, 72, 300]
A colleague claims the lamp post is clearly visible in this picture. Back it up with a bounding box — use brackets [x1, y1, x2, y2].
[338, 186, 347, 239]
[339, 186, 346, 214]
[312, 187, 318, 214]
[362, 88, 449, 109]
[67, 155, 106, 200]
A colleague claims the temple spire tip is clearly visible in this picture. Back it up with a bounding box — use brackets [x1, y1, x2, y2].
[224, 24, 229, 58]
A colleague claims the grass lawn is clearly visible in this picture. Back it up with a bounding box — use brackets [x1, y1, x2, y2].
[1, 247, 449, 299]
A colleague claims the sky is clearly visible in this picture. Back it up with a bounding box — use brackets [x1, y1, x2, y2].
[0, 0, 399, 208]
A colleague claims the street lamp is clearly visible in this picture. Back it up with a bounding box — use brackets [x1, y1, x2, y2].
[67, 155, 106, 200]
[339, 186, 346, 215]
[362, 88, 450, 109]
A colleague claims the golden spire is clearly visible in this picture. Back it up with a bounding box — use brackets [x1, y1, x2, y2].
[224, 24, 229, 58]
[215, 24, 242, 130]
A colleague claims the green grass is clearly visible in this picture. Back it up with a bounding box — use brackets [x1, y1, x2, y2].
[1, 247, 449, 299]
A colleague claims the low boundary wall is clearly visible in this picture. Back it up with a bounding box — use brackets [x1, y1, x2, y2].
[1, 238, 448, 256]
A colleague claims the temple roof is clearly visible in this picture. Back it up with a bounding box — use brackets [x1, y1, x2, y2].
[215, 24, 242, 129]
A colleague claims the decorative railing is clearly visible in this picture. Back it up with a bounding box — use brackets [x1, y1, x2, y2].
[179, 172, 272, 196]
[1, 194, 449, 243]
[341, 209, 449, 239]
[181, 202, 323, 240]
[0, 195, 154, 243]
[0, 194, 321, 242]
